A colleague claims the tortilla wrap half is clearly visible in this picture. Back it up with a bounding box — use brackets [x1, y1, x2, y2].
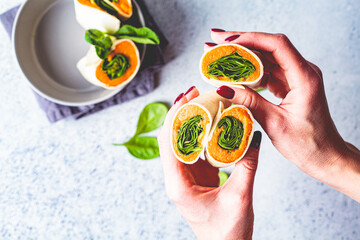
[77, 39, 140, 89]
[74, 0, 121, 34]
[205, 104, 254, 168]
[171, 91, 226, 164]
[200, 43, 264, 89]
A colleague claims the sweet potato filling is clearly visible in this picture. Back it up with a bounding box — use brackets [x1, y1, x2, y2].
[95, 40, 138, 87]
[207, 107, 253, 163]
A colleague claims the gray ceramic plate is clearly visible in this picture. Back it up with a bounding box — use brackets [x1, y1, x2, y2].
[13, 0, 145, 106]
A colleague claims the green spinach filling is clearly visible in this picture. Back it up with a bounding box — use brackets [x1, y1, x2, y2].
[102, 54, 130, 80]
[177, 115, 204, 155]
[92, 0, 119, 18]
[217, 116, 244, 151]
[207, 52, 255, 81]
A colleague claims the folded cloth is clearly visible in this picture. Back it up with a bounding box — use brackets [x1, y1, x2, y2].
[0, 1, 168, 123]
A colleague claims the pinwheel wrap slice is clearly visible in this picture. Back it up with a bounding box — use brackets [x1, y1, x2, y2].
[171, 91, 226, 164]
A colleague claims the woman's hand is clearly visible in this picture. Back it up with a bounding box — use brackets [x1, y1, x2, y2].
[158, 86, 262, 240]
[208, 30, 360, 202]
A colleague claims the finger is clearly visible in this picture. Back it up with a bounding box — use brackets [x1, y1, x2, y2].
[184, 85, 200, 100]
[221, 131, 262, 199]
[264, 71, 291, 99]
[204, 42, 217, 52]
[160, 95, 185, 133]
[210, 31, 244, 43]
[211, 32, 309, 89]
[251, 50, 276, 74]
[159, 86, 199, 157]
[216, 85, 282, 135]
[158, 95, 195, 197]
[161, 86, 199, 131]
[158, 93, 188, 151]
[261, 50, 278, 65]
[158, 87, 200, 201]
[256, 54, 290, 98]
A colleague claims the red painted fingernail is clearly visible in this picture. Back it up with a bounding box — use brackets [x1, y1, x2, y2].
[211, 28, 225, 32]
[174, 93, 184, 104]
[216, 86, 235, 99]
[185, 86, 195, 95]
[205, 42, 217, 47]
[225, 34, 240, 42]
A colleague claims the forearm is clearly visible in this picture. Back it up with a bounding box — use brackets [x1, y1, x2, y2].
[318, 142, 360, 203]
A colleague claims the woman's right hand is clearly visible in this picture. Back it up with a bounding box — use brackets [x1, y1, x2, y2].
[207, 31, 360, 202]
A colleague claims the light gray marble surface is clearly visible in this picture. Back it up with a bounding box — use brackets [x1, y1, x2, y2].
[1, 0, 360, 239]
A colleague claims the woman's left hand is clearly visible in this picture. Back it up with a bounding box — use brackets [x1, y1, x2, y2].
[158, 86, 262, 240]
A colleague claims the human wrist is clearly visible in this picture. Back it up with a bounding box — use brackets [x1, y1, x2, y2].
[296, 132, 347, 182]
[191, 222, 252, 240]
[315, 142, 360, 202]
[335, 144, 360, 202]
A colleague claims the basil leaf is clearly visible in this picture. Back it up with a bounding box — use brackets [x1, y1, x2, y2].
[85, 29, 112, 59]
[135, 102, 168, 136]
[113, 102, 168, 160]
[95, 46, 110, 59]
[117, 136, 160, 159]
[113, 25, 160, 45]
[102, 54, 129, 79]
[85, 29, 110, 47]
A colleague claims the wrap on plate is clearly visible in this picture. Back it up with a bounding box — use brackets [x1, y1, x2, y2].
[74, 0, 133, 33]
[77, 39, 140, 89]
[205, 104, 254, 168]
[171, 91, 225, 164]
[200, 43, 263, 88]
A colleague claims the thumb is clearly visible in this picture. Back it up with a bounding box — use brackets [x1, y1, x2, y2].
[216, 85, 280, 133]
[222, 131, 262, 199]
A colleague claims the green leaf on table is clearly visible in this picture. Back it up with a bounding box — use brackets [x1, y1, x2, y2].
[218, 171, 229, 186]
[115, 136, 160, 159]
[135, 102, 168, 136]
[113, 102, 168, 160]
[113, 25, 160, 45]
[85, 29, 112, 59]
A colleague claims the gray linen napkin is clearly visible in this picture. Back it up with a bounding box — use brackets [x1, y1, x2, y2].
[0, 1, 167, 123]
